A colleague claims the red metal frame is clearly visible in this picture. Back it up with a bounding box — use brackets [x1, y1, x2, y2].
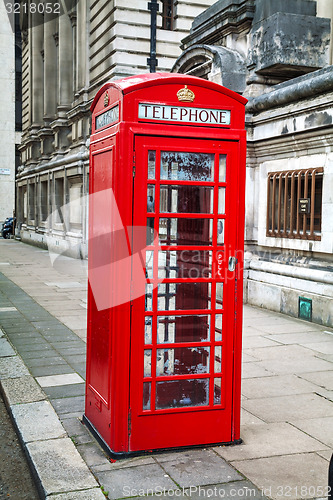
[86, 73, 247, 456]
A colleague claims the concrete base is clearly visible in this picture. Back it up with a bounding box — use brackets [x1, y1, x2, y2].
[20, 229, 87, 260]
[245, 257, 333, 328]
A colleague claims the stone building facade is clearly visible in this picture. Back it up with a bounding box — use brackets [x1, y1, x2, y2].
[0, 5, 20, 226]
[17, 0, 333, 326]
[173, 0, 333, 326]
[16, 0, 215, 255]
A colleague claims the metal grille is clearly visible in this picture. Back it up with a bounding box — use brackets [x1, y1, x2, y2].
[266, 168, 323, 240]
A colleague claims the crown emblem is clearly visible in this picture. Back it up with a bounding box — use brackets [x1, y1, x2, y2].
[104, 91, 109, 107]
[177, 85, 195, 102]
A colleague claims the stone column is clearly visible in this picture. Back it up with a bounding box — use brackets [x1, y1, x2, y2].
[30, 12, 44, 126]
[76, 0, 88, 97]
[43, 15, 57, 122]
[40, 14, 57, 158]
[51, 7, 73, 151]
[58, 10, 73, 115]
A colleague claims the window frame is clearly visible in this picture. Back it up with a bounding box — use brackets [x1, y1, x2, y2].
[266, 167, 323, 241]
[161, 0, 174, 30]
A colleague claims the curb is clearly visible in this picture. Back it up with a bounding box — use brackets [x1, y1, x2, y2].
[0, 328, 106, 500]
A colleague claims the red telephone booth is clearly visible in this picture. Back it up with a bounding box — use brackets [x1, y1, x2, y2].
[84, 73, 247, 456]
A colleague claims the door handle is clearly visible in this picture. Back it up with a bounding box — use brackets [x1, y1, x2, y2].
[228, 256, 236, 272]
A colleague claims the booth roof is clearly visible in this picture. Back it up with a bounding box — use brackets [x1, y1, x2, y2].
[91, 72, 247, 112]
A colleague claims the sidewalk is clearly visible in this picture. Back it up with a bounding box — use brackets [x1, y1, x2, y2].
[0, 239, 332, 500]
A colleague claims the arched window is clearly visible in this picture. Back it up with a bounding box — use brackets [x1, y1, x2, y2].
[161, 0, 174, 30]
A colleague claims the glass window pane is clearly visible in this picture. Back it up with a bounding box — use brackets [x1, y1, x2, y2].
[214, 346, 222, 373]
[145, 316, 152, 344]
[156, 347, 210, 376]
[218, 188, 225, 214]
[157, 315, 210, 343]
[158, 250, 212, 279]
[158, 283, 212, 311]
[146, 251, 153, 278]
[216, 283, 223, 310]
[144, 350, 152, 377]
[219, 155, 226, 182]
[147, 185, 155, 212]
[214, 378, 222, 405]
[159, 218, 213, 246]
[215, 314, 222, 341]
[156, 379, 209, 409]
[160, 152, 214, 182]
[143, 382, 151, 410]
[160, 186, 214, 214]
[217, 219, 224, 245]
[145, 283, 153, 311]
[148, 151, 156, 179]
[147, 217, 155, 245]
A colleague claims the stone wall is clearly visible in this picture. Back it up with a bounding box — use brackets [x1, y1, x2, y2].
[245, 68, 333, 326]
[0, 3, 16, 224]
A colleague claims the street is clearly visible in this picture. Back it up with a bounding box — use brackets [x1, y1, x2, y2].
[0, 391, 39, 500]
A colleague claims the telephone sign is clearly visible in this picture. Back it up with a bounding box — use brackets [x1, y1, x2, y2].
[138, 103, 231, 125]
[85, 73, 247, 457]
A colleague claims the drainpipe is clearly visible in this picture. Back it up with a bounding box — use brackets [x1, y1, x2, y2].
[147, 0, 159, 72]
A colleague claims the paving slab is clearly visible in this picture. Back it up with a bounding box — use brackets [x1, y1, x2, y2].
[95, 463, 177, 500]
[68, 363, 86, 378]
[167, 481, 268, 500]
[11, 400, 67, 442]
[0, 355, 30, 378]
[254, 355, 333, 374]
[316, 387, 333, 403]
[231, 453, 330, 500]
[0, 337, 16, 357]
[243, 393, 333, 422]
[92, 456, 156, 473]
[9, 336, 48, 346]
[244, 344, 317, 361]
[242, 352, 259, 362]
[46, 488, 106, 500]
[299, 370, 333, 390]
[154, 448, 242, 487]
[268, 331, 333, 345]
[50, 395, 85, 415]
[60, 417, 89, 438]
[16, 347, 56, 359]
[23, 355, 68, 366]
[215, 422, 328, 461]
[37, 373, 84, 387]
[302, 341, 333, 354]
[26, 437, 99, 497]
[1, 376, 45, 405]
[44, 383, 86, 399]
[291, 416, 333, 448]
[241, 362, 275, 378]
[56, 347, 87, 356]
[29, 364, 75, 377]
[242, 336, 281, 349]
[241, 408, 265, 425]
[241, 374, 319, 399]
[317, 450, 333, 461]
[76, 442, 110, 467]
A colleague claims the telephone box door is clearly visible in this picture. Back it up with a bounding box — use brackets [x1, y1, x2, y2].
[129, 135, 241, 452]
